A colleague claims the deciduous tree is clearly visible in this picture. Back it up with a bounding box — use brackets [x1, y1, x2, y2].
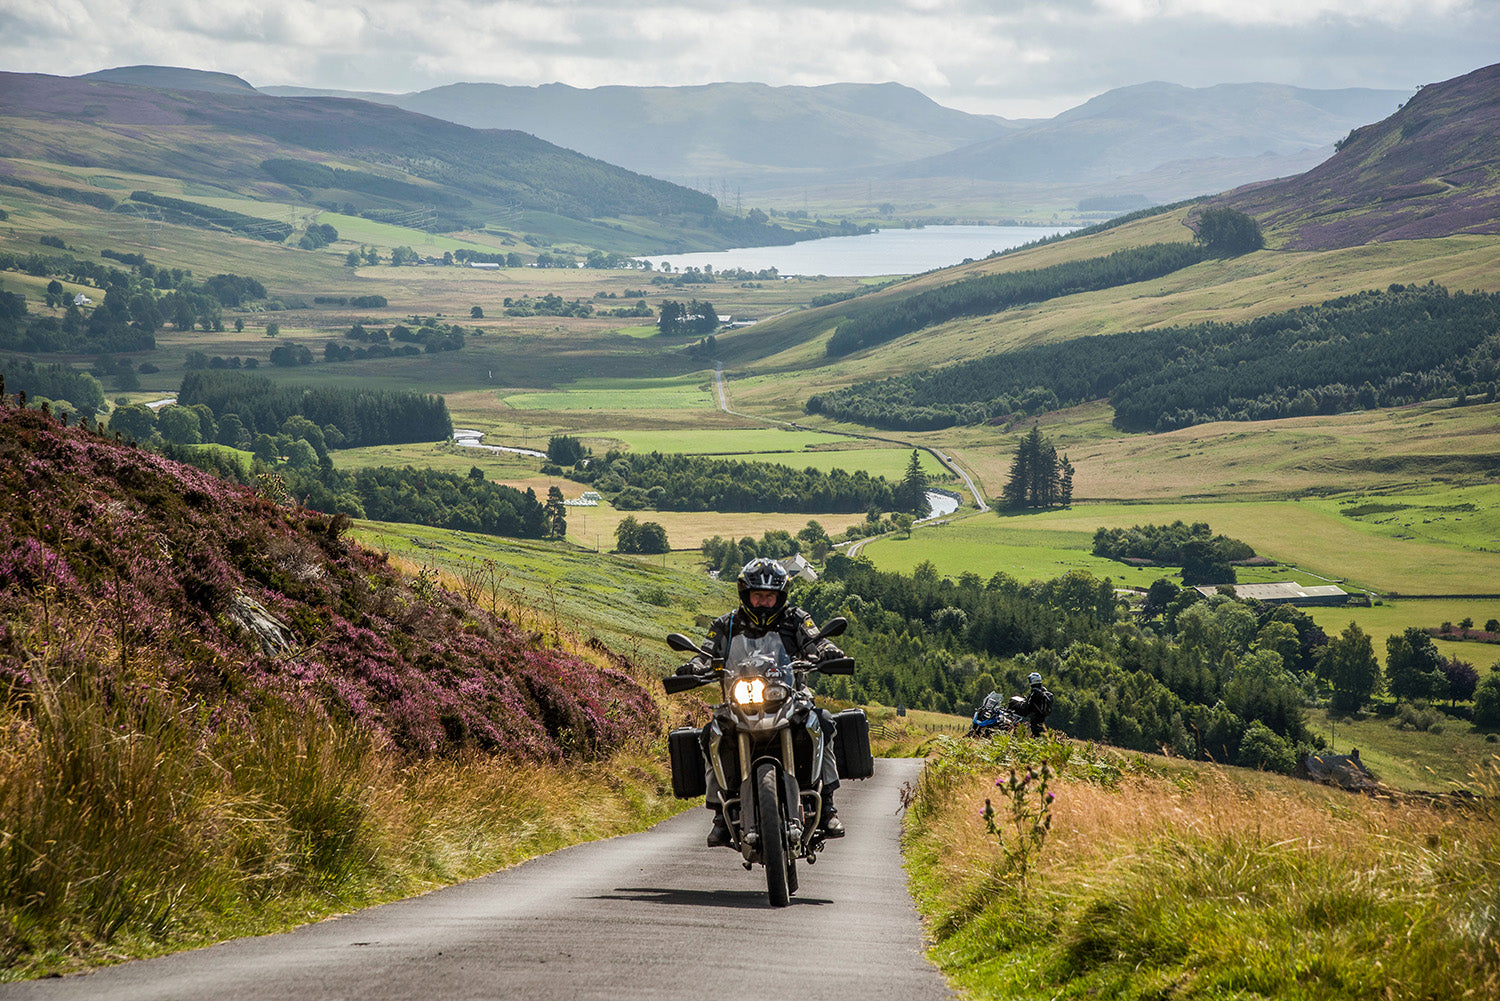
[1318, 622, 1382, 712]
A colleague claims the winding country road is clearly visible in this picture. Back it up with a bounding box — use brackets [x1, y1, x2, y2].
[0, 758, 953, 1001]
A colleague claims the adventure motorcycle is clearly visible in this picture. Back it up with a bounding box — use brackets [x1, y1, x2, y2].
[967, 690, 1029, 739]
[663, 617, 872, 907]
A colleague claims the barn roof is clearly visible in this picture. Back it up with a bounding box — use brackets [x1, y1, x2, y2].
[1193, 581, 1349, 604]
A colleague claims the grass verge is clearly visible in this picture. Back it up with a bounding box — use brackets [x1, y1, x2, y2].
[902, 735, 1500, 1000]
[0, 663, 690, 981]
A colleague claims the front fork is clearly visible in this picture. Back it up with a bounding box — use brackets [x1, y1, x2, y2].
[735, 729, 824, 860]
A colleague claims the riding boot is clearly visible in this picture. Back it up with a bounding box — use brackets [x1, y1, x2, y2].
[820, 794, 846, 838]
[706, 808, 732, 848]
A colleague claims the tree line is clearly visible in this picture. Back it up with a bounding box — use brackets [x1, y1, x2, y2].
[159, 444, 551, 541]
[178, 371, 452, 447]
[1092, 521, 1256, 566]
[558, 449, 897, 514]
[823, 241, 1209, 357]
[0, 360, 106, 416]
[125, 192, 294, 242]
[657, 299, 719, 336]
[1, 248, 269, 355]
[796, 557, 1489, 773]
[809, 283, 1500, 432]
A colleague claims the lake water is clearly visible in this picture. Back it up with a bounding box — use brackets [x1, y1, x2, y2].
[636, 224, 1075, 278]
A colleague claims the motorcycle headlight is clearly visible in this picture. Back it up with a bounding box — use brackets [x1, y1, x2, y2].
[764, 683, 789, 705]
[732, 677, 768, 708]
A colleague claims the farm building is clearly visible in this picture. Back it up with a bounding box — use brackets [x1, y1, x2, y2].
[781, 553, 818, 582]
[1192, 581, 1351, 606]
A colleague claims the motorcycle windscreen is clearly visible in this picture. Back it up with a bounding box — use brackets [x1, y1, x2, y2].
[727, 633, 791, 685]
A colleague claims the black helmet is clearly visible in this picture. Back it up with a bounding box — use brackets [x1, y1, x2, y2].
[736, 557, 790, 629]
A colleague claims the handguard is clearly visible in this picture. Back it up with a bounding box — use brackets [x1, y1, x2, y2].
[815, 656, 856, 676]
[663, 672, 711, 694]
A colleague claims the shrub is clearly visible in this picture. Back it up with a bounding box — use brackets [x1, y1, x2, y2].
[1237, 720, 1296, 773]
[1475, 673, 1500, 728]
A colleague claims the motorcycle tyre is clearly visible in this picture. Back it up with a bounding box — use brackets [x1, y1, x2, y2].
[787, 857, 799, 896]
[757, 764, 791, 907]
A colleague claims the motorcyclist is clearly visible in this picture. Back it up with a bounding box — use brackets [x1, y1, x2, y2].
[1016, 671, 1053, 737]
[675, 557, 848, 847]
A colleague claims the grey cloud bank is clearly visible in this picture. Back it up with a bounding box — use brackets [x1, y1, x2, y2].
[0, 0, 1495, 118]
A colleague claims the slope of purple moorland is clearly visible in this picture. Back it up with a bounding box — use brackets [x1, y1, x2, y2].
[1220, 62, 1500, 250]
[0, 400, 659, 760]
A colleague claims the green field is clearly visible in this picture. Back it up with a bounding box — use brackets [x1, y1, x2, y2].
[868, 495, 1500, 597]
[348, 518, 733, 659]
[599, 427, 855, 454]
[500, 375, 718, 412]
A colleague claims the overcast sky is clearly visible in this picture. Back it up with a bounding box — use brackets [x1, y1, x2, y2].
[2, 0, 1496, 118]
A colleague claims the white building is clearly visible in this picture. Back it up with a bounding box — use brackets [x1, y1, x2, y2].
[782, 553, 818, 582]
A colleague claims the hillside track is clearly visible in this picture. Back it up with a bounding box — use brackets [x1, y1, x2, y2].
[0, 758, 952, 1001]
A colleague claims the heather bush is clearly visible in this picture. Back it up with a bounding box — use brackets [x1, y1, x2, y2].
[0, 403, 659, 762]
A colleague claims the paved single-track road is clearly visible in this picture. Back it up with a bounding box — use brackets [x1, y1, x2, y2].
[0, 758, 953, 1001]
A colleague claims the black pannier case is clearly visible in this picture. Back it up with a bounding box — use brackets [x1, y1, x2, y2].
[668, 726, 706, 799]
[832, 708, 875, 779]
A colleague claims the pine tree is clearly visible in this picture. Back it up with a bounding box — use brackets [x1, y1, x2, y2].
[1002, 435, 1032, 508]
[897, 450, 930, 514]
[1003, 426, 1074, 510]
[544, 486, 568, 538]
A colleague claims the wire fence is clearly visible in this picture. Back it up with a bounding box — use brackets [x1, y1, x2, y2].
[872, 721, 968, 740]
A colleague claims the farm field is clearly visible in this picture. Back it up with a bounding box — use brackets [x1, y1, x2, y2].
[500, 375, 717, 412]
[549, 498, 873, 555]
[1298, 706, 1500, 790]
[860, 495, 1500, 597]
[1304, 602, 1500, 672]
[856, 488, 1500, 670]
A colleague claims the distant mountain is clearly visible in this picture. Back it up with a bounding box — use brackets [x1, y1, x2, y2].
[885, 82, 1408, 196]
[264, 77, 1407, 209]
[1219, 63, 1500, 249]
[80, 64, 259, 95]
[262, 80, 1019, 182]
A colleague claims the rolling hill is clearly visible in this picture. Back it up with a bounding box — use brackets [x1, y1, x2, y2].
[0, 69, 786, 253]
[269, 79, 1020, 183]
[1220, 62, 1500, 249]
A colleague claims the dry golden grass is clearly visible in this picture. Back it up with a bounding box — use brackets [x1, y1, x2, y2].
[906, 743, 1500, 1000]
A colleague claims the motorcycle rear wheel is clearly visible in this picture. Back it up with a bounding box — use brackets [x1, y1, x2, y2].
[757, 764, 790, 907]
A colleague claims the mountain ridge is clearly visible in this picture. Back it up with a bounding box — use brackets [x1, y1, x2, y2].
[256, 71, 1407, 206]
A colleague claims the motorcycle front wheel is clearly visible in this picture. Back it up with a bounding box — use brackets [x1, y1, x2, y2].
[756, 763, 791, 907]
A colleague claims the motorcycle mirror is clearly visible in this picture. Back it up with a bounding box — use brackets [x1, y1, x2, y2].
[816, 656, 856, 676]
[666, 632, 705, 654]
[815, 616, 847, 640]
